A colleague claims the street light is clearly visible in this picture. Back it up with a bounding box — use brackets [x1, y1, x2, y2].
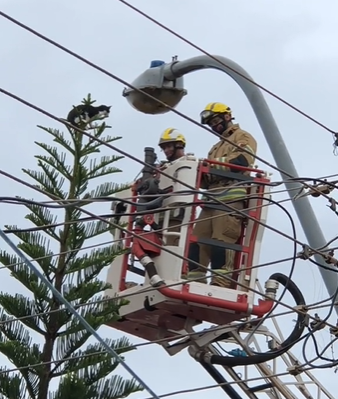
[122, 54, 338, 314]
[122, 59, 187, 115]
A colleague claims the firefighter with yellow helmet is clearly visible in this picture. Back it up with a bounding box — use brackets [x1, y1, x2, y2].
[157, 128, 187, 246]
[158, 127, 186, 163]
[186, 102, 257, 287]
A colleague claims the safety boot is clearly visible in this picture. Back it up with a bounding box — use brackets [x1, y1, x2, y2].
[181, 270, 207, 284]
[210, 269, 232, 288]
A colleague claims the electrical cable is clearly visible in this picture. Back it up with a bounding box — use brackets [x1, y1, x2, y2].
[0, 135, 336, 378]
[1, 191, 326, 344]
[300, 284, 338, 369]
[2, 182, 335, 348]
[0, 7, 338, 396]
[139, 364, 325, 399]
[0, 297, 329, 376]
[0, 234, 336, 376]
[0, 11, 337, 251]
[229, 196, 298, 353]
[0, 13, 337, 209]
[1, 12, 336, 380]
[1, 8, 335, 138]
[0, 229, 161, 399]
[1, 85, 337, 272]
[1, 160, 338, 335]
[0, 165, 320, 311]
[117, 0, 336, 136]
[0, 174, 332, 210]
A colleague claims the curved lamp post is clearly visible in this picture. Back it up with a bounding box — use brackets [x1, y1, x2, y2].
[122, 55, 338, 313]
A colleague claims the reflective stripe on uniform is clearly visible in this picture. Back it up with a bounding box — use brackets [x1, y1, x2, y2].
[242, 144, 255, 155]
[202, 187, 247, 201]
[213, 157, 228, 170]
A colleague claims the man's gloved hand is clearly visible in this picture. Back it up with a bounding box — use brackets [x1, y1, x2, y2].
[229, 154, 249, 172]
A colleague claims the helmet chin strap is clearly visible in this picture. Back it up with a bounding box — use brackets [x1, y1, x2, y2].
[167, 144, 184, 162]
[211, 119, 229, 134]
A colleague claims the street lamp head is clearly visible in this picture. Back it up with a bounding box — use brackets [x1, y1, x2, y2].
[122, 60, 187, 115]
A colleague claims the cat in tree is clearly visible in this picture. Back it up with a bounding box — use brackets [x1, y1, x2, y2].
[67, 104, 111, 128]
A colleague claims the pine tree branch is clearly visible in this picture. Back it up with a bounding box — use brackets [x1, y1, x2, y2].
[0, 372, 27, 399]
[87, 156, 123, 180]
[0, 256, 51, 299]
[0, 297, 46, 335]
[34, 141, 72, 181]
[0, 233, 57, 277]
[22, 167, 66, 201]
[81, 132, 123, 157]
[7, 202, 60, 242]
[1, 96, 134, 399]
[0, 336, 42, 399]
[37, 126, 75, 156]
[64, 245, 124, 278]
[62, 280, 110, 305]
[51, 336, 134, 377]
[85, 182, 131, 201]
[51, 300, 122, 376]
[88, 375, 143, 399]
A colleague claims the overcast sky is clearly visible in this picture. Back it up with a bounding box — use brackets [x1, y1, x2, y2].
[1, 0, 338, 398]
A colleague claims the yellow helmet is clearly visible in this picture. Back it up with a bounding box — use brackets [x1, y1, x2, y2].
[158, 128, 186, 147]
[200, 102, 232, 124]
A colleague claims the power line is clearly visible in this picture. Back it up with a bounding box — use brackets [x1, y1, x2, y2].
[0, 295, 335, 375]
[1, 192, 336, 392]
[0, 229, 161, 399]
[1, 90, 338, 337]
[2, 159, 337, 330]
[0, 155, 315, 308]
[1, 9, 335, 136]
[1, 10, 338, 390]
[118, 0, 336, 135]
[0, 11, 336, 204]
[1, 10, 336, 251]
[1, 88, 337, 271]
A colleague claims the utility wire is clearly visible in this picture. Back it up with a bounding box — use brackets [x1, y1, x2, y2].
[0, 159, 328, 309]
[0, 9, 336, 394]
[118, 0, 336, 135]
[0, 11, 337, 205]
[1, 91, 337, 271]
[3, 164, 337, 331]
[1, 11, 337, 246]
[2, 9, 338, 380]
[0, 229, 161, 399]
[0, 295, 335, 376]
[1, 8, 335, 136]
[0, 96, 337, 344]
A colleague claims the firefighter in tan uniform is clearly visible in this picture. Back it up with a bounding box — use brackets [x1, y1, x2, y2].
[185, 102, 257, 287]
[158, 128, 187, 246]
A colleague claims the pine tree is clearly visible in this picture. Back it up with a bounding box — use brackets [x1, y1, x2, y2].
[0, 95, 143, 399]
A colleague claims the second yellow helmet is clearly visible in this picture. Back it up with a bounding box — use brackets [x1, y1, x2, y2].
[200, 102, 232, 124]
[158, 128, 186, 147]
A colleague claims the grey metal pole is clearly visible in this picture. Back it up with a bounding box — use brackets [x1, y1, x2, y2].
[164, 55, 338, 308]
